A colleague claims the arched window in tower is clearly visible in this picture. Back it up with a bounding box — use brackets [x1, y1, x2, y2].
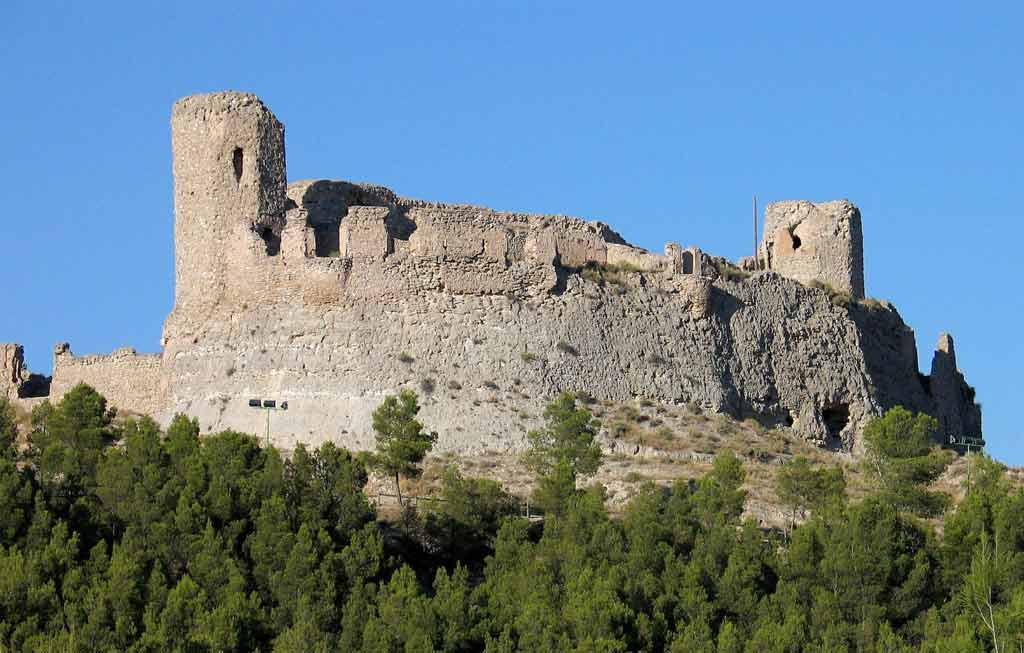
[232, 147, 243, 183]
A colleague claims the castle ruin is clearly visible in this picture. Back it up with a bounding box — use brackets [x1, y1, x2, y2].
[2, 91, 981, 453]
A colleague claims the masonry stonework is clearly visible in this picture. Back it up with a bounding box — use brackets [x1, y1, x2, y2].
[759, 200, 865, 299]
[4, 91, 981, 454]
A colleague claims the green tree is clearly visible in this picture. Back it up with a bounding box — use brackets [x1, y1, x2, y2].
[957, 533, 1017, 653]
[692, 450, 747, 529]
[0, 398, 33, 546]
[522, 392, 602, 515]
[776, 456, 846, 534]
[863, 406, 952, 517]
[0, 397, 16, 457]
[371, 390, 437, 505]
[428, 466, 518, 558]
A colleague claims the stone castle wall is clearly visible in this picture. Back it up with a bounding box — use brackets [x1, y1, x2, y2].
[49, 343, 165, 416]
[5, 91, 981, 455]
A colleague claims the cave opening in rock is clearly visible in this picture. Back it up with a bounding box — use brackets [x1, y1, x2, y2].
[822, 403, 850, 440]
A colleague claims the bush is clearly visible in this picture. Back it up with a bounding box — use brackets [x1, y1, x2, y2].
[556, 341, 579, 356]
[398, 352, 415, 364]
[646, 353, 667, 366]
[520, 351, 538, 363]
[427, 466, 518, 558]
[419, 378, 436, 394]
[808, 280, 854, 308]
[715, 259, 749, 282]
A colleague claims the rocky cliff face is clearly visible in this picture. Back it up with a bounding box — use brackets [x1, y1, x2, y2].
[3, 91, 981, 454]
[153, 242, 974, 454]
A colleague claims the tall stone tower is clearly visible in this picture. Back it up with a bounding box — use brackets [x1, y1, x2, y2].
[170, 92, 287, 311]
[760, 200, 865, 299]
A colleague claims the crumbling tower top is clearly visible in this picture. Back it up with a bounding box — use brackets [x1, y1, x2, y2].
[170, 91, 287, 310]
[760, 199, 865, 299]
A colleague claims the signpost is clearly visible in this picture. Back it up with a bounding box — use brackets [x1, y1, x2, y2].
[248, 398, 288, 447]
[947, 434, 986, 494]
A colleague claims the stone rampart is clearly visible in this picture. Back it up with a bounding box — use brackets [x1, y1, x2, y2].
[50, 343, 165, 415]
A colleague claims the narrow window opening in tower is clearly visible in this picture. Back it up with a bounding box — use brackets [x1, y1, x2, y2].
[232, 147, 243, 183]
[257, 226, 280, 256]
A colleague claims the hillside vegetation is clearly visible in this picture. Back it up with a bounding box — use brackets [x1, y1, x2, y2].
[0, 385, 1021, 652]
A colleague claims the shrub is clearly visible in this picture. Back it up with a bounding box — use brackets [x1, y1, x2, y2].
[717, 415, 739, 436]
[646, 353, 668, 366]
[398, 352, 415, 364]
[654, 426, 675, 442]
[520, 351, 538, 363]
[419, 378, 436, 394]
[715, 259, 749, 282]
[575, 390, 596, 405]
[609, 420, 629, 439]
[556, 341, 579, 356]
[447, 380, 462, 390]
[808, 280, 853, 308]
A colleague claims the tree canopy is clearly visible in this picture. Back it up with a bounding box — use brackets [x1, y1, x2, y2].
[0, 390, 1021, 651]
[370, 390, 437, 505]
[522, 392, 602, 515]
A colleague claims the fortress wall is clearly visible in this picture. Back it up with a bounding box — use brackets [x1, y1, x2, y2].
[607, 243, 666, 272]
[51, 344, 165, 415]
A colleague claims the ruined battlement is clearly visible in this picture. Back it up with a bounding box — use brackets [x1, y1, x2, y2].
[4, 91, 981, 454]
[756, 199, 865, 299]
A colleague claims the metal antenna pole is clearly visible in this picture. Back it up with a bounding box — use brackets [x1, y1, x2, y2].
[967, 444, 973, 496]
[753, 195, 759, 269]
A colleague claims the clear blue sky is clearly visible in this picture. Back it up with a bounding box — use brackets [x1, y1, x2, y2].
[2, 2, 1020, 463]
